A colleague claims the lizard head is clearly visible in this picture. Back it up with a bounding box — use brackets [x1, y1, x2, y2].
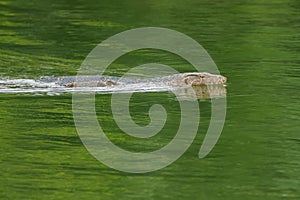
[183, 72, 227, 86]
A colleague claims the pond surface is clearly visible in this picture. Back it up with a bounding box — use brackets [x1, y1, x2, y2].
[0, 0, 299, 199]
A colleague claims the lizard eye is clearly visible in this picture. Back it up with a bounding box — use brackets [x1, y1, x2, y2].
[198, 74, 206, 78]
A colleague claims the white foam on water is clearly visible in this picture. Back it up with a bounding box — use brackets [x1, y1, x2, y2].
[0, 77, 174, 95]
[0, 78, 59, 88]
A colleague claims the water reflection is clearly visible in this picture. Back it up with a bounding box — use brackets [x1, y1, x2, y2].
[173, 85, 226, 100]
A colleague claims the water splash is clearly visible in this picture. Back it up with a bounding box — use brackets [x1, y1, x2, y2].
[0, 77, 173, 95]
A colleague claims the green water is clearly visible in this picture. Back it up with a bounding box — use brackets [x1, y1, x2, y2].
[1, 0, 299, 199]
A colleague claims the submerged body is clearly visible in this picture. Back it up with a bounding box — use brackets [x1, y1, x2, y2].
[0, 72, 227, 98]
[40, 72, 227, 87]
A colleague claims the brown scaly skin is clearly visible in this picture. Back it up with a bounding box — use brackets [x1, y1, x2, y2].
[182, 72, 227, 86]
[162, 72, 227, 86]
